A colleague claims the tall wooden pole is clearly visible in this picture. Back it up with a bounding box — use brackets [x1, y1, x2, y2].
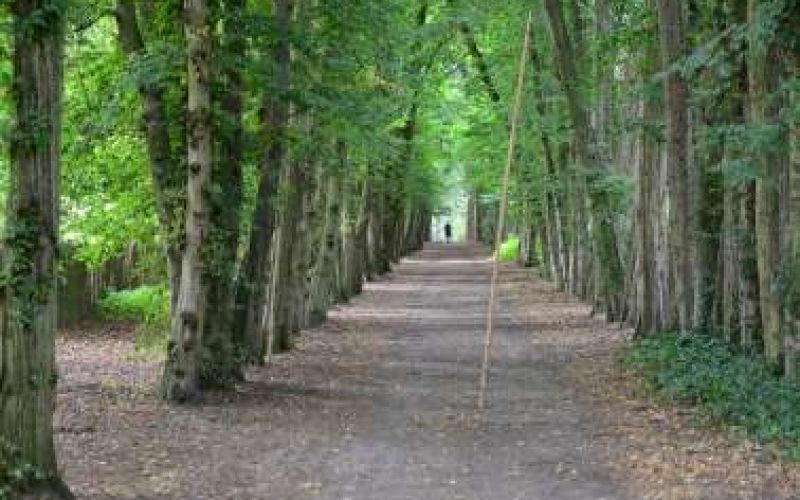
[478, 12, 532, 410]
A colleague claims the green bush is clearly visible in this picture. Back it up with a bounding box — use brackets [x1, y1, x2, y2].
[498, 234, 520, 262]
[99, 284, 169, 356]
[623, 332, 800, 459]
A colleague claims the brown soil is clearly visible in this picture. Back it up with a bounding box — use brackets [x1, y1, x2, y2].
[54, 244, 800, 499]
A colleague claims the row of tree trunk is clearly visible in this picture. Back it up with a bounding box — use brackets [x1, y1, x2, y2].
[522, 0, 800, 377]
[114, 0, 432, 399]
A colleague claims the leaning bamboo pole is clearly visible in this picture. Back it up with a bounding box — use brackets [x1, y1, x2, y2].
[478, 11, 532, 410]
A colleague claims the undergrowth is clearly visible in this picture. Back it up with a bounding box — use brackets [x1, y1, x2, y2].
[99, 284, 169, 358]
[498, 234, 520, 262]
[623, 332, 800, 460]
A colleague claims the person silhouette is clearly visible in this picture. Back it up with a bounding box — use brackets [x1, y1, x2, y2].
[444, 222, 452, 244]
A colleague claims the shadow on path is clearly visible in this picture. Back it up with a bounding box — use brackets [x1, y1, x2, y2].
[56, 243, 630, 500]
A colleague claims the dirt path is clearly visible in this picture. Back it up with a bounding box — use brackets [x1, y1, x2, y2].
[57, 244, 631, 499]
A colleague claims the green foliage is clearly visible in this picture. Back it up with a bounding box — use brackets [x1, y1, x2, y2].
[497, 234, 520, 262]
[0, 438, 43, 500]
[0, 14, 9, 227]
[61, 16, 160, 269]
[594, 174, 635, 209]
[624, 333, 800, 459]
[99, 285, 169, 357]
[99, 284, 168, 321]
[17, 0, 67, 41]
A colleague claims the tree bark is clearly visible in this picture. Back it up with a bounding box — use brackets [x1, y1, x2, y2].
[656, 0, 692, 332]
[722, 174, 741, 344]
[749, 0, 787, 365]
[199, 0, 247, 387]
[740, 180, 762, 350]
[163, 0, 213, 402]
[367, 164, 391, 277]
[340, 162, 370, 299]
[634, 72, 659, 336]
[288, 162, 314, 335]
[267, 157, 305, 355]
[302, 158, 328, 325]
[0, 2, 72, 497]
[786, 70, 800, 378]
[307, 165, 342, 324]
[349, 170, 371, 295]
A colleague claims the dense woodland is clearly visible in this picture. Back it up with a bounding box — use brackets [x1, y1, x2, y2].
[1, 0, 799, 497]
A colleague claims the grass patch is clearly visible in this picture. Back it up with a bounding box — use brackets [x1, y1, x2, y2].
[623, 332, 800, 460]
[99, 284, 169, 359]
[498, 234, 520, 262]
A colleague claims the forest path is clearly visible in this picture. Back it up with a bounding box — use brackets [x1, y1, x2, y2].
[56, 243, 631, 499]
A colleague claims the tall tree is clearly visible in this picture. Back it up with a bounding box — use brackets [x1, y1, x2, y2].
[633, 3, 660, 336]
[233, 0, 293, 361]
[529, 35, 566, 290]
[787, 55, 800, 378]
[656, 0, 692, 332]
[543, 0, 625, 320]
[749, 0, 787, 365]
[0, 0, 72, 497]
[163, 0, 213, 401]
[200, 0, 247, 385]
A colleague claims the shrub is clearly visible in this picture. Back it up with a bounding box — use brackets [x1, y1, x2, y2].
[623, 332, 800, 459]
[99, 284, 169, 356]
[498, 234, 520, 262]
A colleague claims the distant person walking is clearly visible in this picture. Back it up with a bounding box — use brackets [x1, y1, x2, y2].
[444, 222, 453, 244]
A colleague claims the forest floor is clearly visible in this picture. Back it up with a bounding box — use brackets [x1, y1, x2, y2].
[55, 244, 800, 499]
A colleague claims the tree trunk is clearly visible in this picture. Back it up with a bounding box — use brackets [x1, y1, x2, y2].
[722, 177, 741, 344]
[543, 0, 624, 319]
[530, 37, 566, 289]
[691, 122, 723, 334]
[0, 2, 72, 497]
[114, 0, 183, 307]
[337, 144, 357, 301]
[349, 171, 371, 295]
[199, 0, 246, 387]
[634, 81, 659, 336]
[301, 158, 328, 326]
[533, 220, 545, 274]
[367, 164, 391, 276]
[287, 153, 319, 335]
[519, 208, 534, 268]
[786, 75, 800, 378]
[307, 166, 342, 324]
[749, 0, 787, 365]
[689, 2, 732, 335]
[656, 0, 692, 332]
[233, 0, 293, 360]
[163, 0, 213, 402]
[740, 181, 762, 350]
[467, 190, 480, 244]
[267, 157, 305, 356]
